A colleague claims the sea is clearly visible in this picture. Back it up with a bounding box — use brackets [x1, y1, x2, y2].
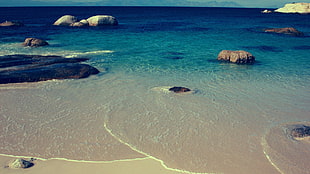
[0, 6, 309, 174]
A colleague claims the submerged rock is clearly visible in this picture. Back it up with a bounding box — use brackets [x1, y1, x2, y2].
[291, 125, 310, 140]
[22, 38, 49, 47]
[8, 158, 34, 169]
[169, 86, 191, 93]
[0, 21, 23, 27]
[87, 15, 118, 26]
[217, 50, 255, 64]
[275, 3, 310, 14]
[53, 15, 78, 26]
[264, 27, 304, 37]
[0, 54, 100, 84]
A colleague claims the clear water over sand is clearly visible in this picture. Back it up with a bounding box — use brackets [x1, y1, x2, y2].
[0, 7, 309, 174]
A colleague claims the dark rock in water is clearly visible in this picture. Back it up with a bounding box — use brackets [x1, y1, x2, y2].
[217, 50, 255, 64]
[22, 38, 49, 47]
[0, 54, 100, 84]
[8, 158, 34, 169]
[162, 52, 185, 60]
[291, 125, 310, 139]
[0, 21, 23, 27]
[264, 27, 304, 37]
[169, 86, 191, 93]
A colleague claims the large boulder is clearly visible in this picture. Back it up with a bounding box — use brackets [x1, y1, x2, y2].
[86, 15, 118, 26]
[275, 3, 310, 14]
[22, 38, 49, 47]
[0, 21, 23, 27]
[264, 27, 304, 37]
[217, 50, 255, 64]
[53, 15, 78, 26]
[70, 19, 89, 27]
[0, 55, 100, 84]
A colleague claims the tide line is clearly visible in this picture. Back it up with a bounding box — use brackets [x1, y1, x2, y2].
[103, 122, 218, 174]
[0, 153, 150, 164]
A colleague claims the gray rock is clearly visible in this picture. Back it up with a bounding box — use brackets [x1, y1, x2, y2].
[22, 38, 49, 47]
[217, 50, 255, 64]
[86, 15, 118, 26]
[0, 54, 100, 84]
[53, 15, 78, 26]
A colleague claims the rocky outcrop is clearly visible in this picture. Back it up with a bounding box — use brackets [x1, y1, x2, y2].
[169, 86, 191, 93]
[264, 27, 304, 37]
[0, 55, 100, 84]
[54, 15, 118, 27]
[53, 15, 78, 26]
[217, 50, 255, 64]
[86, 15, 118, 26]
[22, 38, 49, 47]
[275, 3, 310, 14]
[0, 21, 23, 27]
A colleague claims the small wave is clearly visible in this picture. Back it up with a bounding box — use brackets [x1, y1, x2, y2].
[65, 50, 114, 58]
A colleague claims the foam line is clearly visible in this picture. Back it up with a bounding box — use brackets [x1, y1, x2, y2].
[103, 122, 218, 174]
[260, 136, 284, 174]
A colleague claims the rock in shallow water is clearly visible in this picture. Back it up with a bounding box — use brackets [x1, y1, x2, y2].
[217, 50, 255, 64]
[0, 55, 100, 84]
[169, 86, 191, 93]
[22, 38, 49, 47]
[291, 125, 310, 140]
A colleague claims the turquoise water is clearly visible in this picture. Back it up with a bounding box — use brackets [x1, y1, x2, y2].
[0, 7, 310, 174]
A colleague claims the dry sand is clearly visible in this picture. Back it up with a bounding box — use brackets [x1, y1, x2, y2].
[0, 155, 184, 174]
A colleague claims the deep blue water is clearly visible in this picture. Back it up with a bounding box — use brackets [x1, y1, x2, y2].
[0, 7, 310, 174]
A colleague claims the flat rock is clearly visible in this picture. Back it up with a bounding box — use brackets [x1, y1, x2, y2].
[0, 54, 100, 84]
[22, 38, 49, 47]
[0, 21, 23, 27]
[217, 50, 255, 64]
[264, 27, 304, 37]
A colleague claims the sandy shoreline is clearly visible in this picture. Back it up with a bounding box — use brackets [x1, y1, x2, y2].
[0, 154, 185, 174]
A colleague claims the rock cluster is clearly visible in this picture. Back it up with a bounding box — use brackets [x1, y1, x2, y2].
[22, 38, 49, 47]
[275, 3, 310, 14]
[0, 54, 100, 84]
[264, 27, 304, 37]
[217, 50, 255, 64]
[53, 15, 118, 27]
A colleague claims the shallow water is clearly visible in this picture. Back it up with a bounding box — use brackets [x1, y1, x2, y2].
[0, 6, 310, 174]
